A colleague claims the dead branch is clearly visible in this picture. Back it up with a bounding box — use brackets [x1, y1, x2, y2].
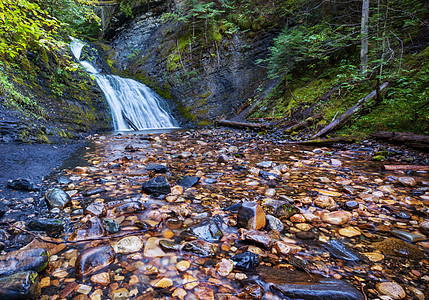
[215, 119, 270, 130]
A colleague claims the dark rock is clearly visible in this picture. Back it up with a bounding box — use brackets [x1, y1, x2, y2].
[181, 219, 223, 242]
[27, 219, 63, 236]
[296, 231, 317, 240]
[68, 216, 106, 241]
[145, 164, 169, 173]
[217, 154, 229, 163]
[238, 283, 264, 299]
[419, 220, 429, 235]
[231, 252, 259, 272]
[240, 229, 273, 248]
[159, 240, 180, 252]
[323, 240, 360, 262]
[0, 201, 7, 217]
[258, 267, 364, 300]
[75, 245, 115, 277]
[392, 211, 411, 220]
[45, 188, 71, 208]
[165, 218, 183, 230]
[0, 248, 50, 276]
[141, 176, 171, 195]
[182, 240, 218, 257]
[103, 218, 120, 234]
[177, 175, 200, 188]
[7, 179, 38, 191]
[0, 271, 41, 300]
[224, 202, 242, 213]
[125, 144, 137, 152]
[82, 187, 106, 197]
[237, 201, 266, 230]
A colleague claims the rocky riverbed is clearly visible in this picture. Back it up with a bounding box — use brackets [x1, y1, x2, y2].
[0, 128, 428, 299]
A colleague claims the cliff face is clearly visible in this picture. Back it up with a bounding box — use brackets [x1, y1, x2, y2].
[103, 1, 275, 123]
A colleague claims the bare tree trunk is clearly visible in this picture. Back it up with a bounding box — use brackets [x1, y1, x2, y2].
[360, 0, 370, 75]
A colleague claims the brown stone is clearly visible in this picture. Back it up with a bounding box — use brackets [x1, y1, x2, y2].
[75, 245, 115, 277]
[237, 201, 266, 230]
[321, 211, 352, 225]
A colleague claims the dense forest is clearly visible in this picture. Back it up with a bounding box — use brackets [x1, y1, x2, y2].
[0, 0, 428, 141]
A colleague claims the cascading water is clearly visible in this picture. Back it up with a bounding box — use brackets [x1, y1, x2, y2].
[69, 38, 177, 131]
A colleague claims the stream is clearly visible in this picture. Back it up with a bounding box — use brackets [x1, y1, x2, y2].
[4, 128, 426, 300]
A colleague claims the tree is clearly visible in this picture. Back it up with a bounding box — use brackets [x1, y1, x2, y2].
[360, 0, 370, 75]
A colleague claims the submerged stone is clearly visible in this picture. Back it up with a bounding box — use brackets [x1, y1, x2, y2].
[231, 252, 259, 272]
[391, 228, 426, 242]
[141, 176, 171, 195]
[27, 219, 63, 236]
[265, 214, 284, 232]
[143, 237, 166, 257]
[0, 271, 41, 300]
[85, 202, 106, 217]
[181, 219, 223, 242]
[7, 179, 38, 191]
[373, 238, 425, 259]
[103, 218, 120, 234]
[68, 216, 106, 241]
[324, 240, 360, 262]
[146, 164, 169, 173]
[176, 175, 200, 188]
[258, 266, 364, 300]
[321, 211, 352, 225]
[75, 245, 115, 277]
[114, 201, 144, 215]
[0, 248, 50, 276]
[376, 282, 406, 299]
[82, 187, 106, 197]
[113, 236, 144, 254]
[182, 240, 218, 257]
[45, 188, 71, 208]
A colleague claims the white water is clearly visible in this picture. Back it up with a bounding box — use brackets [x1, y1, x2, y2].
[69, 38, 177, 131]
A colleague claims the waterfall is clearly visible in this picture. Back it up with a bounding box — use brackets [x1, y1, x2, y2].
[69, 38, 177, 131]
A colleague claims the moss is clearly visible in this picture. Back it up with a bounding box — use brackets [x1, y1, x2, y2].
[197, 120, 212, 126]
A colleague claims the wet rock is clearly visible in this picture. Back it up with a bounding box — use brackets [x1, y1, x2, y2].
[0, 201, 7, 217]
[344, 200, 359, 210]
[418, 220, 429, 235]
[85, 202, 106, 217]
[146, 164, 169, 173]
[45, 188, 71, 208]
[7, 179, 38, 191]
[398, 176, 416, 187]
[237, 201, 266, 230]
[216, 258, 234, 276]
[75, 245, 115, 277]
[165, 218, 183, 230]
[265, 215, 284, 232]
[339, 226, 361, 238]
[113, 236, 144, 254]
[391, 228, 426, 242]
[374, 238, 425, 259]
[272, 202, 299, 220]
[0, 248, 50, 276]
[315, 195, 336, 209]
[392, 211, 411, 220]
[376, 282, 406, 299]
[57, 176, 72, 185]
[179, 151, 192, 159]
[110, 287, 130, 299]
[141, 176, 171, 195]
[69, 216, 106, 241]
[296, 231, 317, 240]
[27, 219, 63, 236]
[177, 175, 200, 188]
[256, 161, 273, 168]
[274, 241, 302, 256]
[238, 283, 264, 299]
[182, 240, 218, 257]
[143, 237, 166, 257]
[82, 187, 106, 197]
[217, 154, 229, 163]
[114, 201, 144, 215]
[0, 271, 41, 299]
[176, 260, 191, 272]
[90, 272, 110, 286]
[239, 229, 273, 248]
[324, 240, 360, 262]
[321, 211, 352, 225]
[103, 218, 120, 233]
[259, 171, 279, 180]
[181, 219, 223, 242]
[258, 266, 364, 300]
[231, 252, 259, 272]
[159, 240, 180, 252]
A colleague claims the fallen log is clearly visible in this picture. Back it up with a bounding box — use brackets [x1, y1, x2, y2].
[284, 114, 323, 134]
[121, 111, 138, 131]
[215, 119, 270, 130]
[282, 136, 357, 145]
[371, 131, 429, 151]
[383, 165, 429, 171]
[312, 82, 388, 139]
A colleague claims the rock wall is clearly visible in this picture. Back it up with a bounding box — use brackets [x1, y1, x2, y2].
[104, 0, 275, 122]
